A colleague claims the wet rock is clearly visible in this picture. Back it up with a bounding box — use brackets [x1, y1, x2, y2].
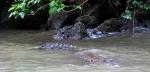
[75, 15, 99, 28]
[53, 22, 87, 40]
[134, 26, 150, 33]
[144, 19, 150, 29]
[135, 8, 150, 28]
[120, 18, 150, 33]
[96, 18, 122, 32]
[0, 6, 11, 29]
[120, 19, 139, 31]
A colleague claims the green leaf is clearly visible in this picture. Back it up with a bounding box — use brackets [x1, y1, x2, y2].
[49, 1, 56, 7]
[76, 5, 82, 10]
[121, 10, 133, 20]
[9, 13, 13, 18]
[19, 12, 25, 18]
[8, 7, 15, 12]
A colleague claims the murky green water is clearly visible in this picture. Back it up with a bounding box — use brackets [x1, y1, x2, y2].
[0, 30, 150, 72]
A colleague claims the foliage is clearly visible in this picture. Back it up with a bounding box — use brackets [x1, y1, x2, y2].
[121, 9, 133, 20]
[48, 0, 65, 15]
[121, 0, 150, 20]
[9, 0, 41, 19]
[8, 0, 82, 19]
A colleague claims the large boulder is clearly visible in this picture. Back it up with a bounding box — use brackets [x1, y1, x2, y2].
[46, 12, 68, 30]
[96, 18, 122, 32]
[75, 15, 99, 28]
[53, 22, 87, 40]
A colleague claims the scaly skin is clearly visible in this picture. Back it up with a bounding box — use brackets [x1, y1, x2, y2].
[75, 49, 120, 67]
[38, 43, 77, 51]
[75, 51, 105, 64]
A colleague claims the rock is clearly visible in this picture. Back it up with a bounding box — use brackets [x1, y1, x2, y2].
[134, 26, 150, 33]
[75, 15, 99, 28]
[120, 19, 139, 32]
[145, 20, 150, 28]
[47, 12, 68, 30]
[53, 22, 87, 40]
[135, 8, 150, 28]
[0, 6, 10, 29]
[120, 18, 150, 33]
[96, 18, 122, 32]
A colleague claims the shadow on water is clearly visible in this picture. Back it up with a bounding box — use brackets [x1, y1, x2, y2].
[0, 30, 150, 72]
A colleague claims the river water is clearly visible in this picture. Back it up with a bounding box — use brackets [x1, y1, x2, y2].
[0, 30, 150, 72]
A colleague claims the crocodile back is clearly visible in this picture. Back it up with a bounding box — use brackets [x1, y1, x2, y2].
[38, 43, 77, 51]
[75, 52, 105, 64]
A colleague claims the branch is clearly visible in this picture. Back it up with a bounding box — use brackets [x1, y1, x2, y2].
[27, 3, 49, 15]
[26, 0, 88, 15]
[65, 0, 88, 13]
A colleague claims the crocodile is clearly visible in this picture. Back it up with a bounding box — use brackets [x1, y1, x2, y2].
[35, 43, 120, 67]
